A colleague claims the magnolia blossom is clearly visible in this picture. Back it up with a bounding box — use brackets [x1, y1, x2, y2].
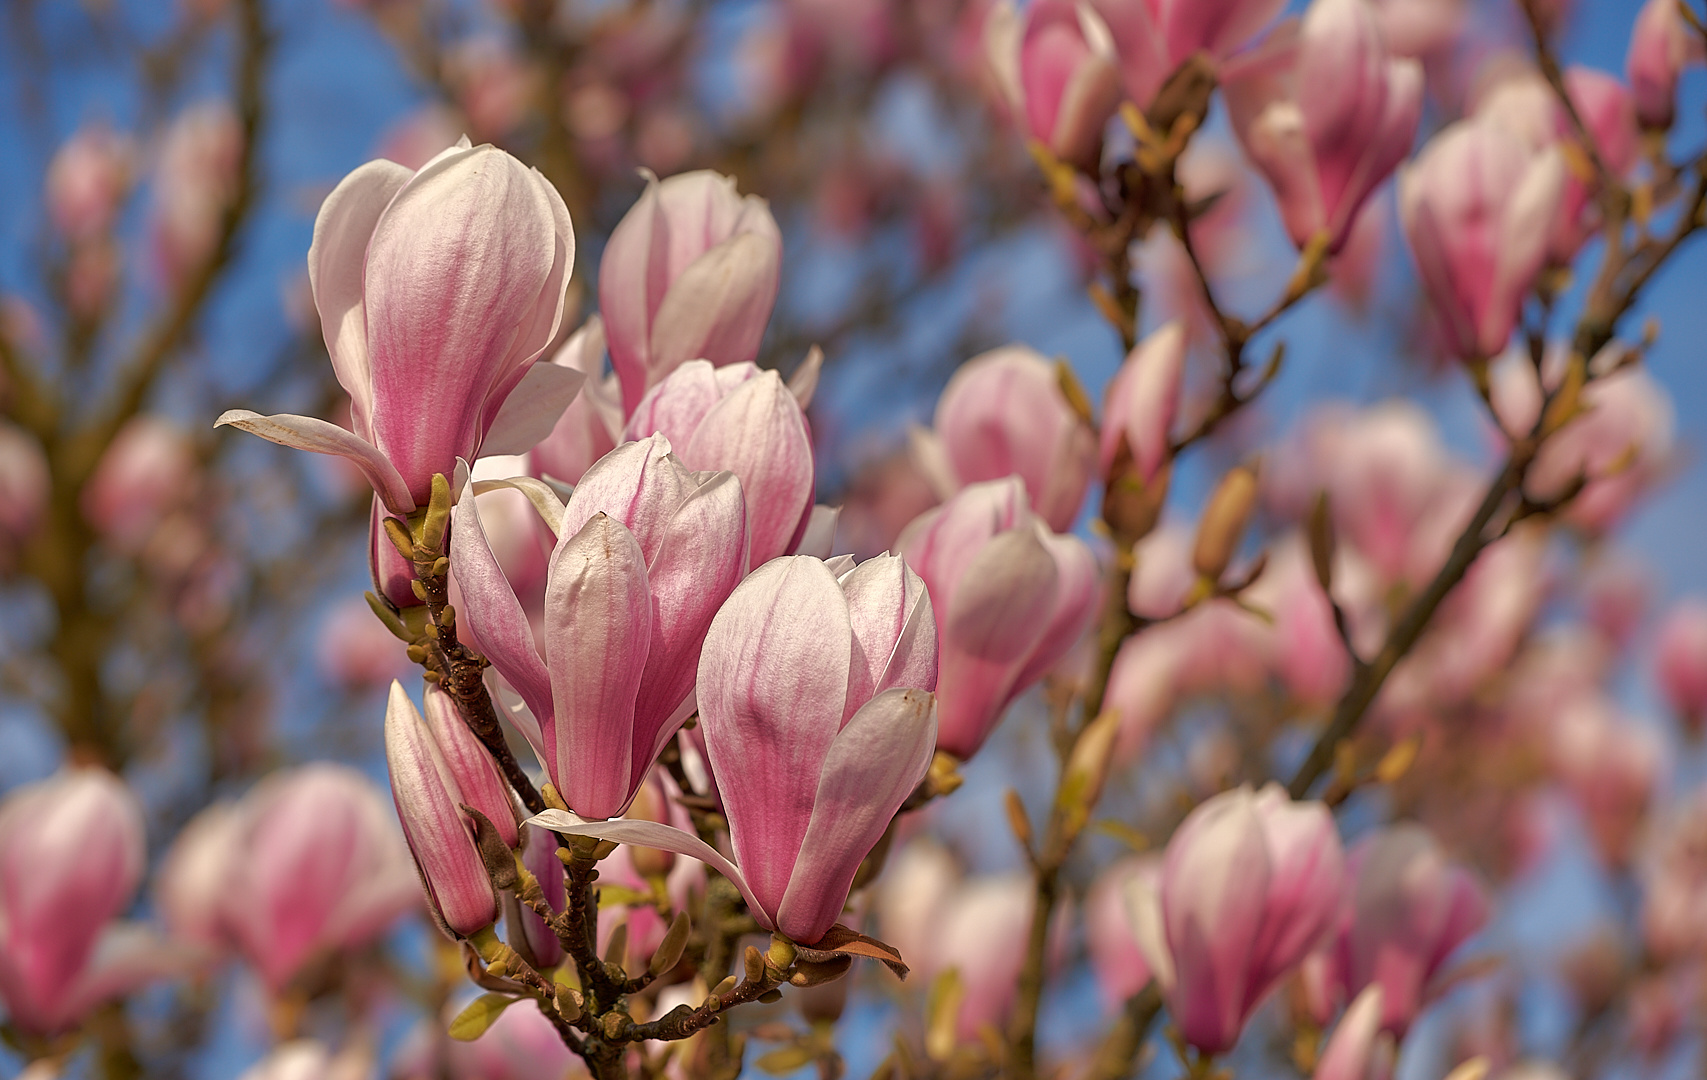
[150, 102, 242, 291]
[1398, 113, 1564, 359]
[1224, 0, 1422, 252]
[1548, 699, 1662, 867]
[1628, 0, 1703, 128]
[385, 682, 517, 938]
[1086, 854, 1161, 1005]
[1526, 366, 1674, 533]
[237, 1040, 371, 1080]
[1656, 600, 1707, 725]
[1640, 787, 1707, 961]
[219, 139, 580, 514]
[898, 476, 1099, 760]
[626, 359, 817, 568]
[1314, 987, 1395, 1080]
[530, 316, 622, 487]
[1474, 68, 1639, 261]
[877, 840, 1065, 1039]
[0, 421, 49, 547]
[315, 596, 407, 689]
[0, 768, 177, 1035]
[1100, 321, 1185, 484]
[1129, 784, 1346, 1054]
[46, 123, 133, 242]
[910, 344, 1096, 532]
[453, 436, 748, 819]
[157, 764, 419, 989]
[600, 170, 782, 414]
[531, 553, 938, 946]
[81, 415, 198, 549]
[1091, 0, 1287, 107]
[1103, 526, 1346, 760]
[1322, 824, 1489, 1034]
[984, 0, 1123, 168]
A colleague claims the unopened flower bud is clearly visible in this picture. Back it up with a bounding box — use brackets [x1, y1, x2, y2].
[1193, 464, 1259, 581]
[384, 681, 499, 939]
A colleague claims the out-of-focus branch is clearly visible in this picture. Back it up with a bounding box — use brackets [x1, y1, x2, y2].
[1289, 148, 1707, 801]
[1287, 447, 1525, 799]
[1084, 983, 1163, 1080]
[0, 332, 56, 434]
[1518, 0, 1622, 210]
[70, 0, 269, 480]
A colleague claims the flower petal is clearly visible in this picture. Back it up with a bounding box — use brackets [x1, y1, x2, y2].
[449, 482, 553, 733]
[523, 809, 766, 926]
[216, 409, 415, 514]
[307, 158, 412, 438]
[777, 689, 937, 944]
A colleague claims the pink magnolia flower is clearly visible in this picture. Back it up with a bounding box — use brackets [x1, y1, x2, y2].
[1323, 824, 1489, 1034]
[898, 477, 1099, 760]
[452, 436, 748, 819]
[1086, 854, 1161, 1006]
[599, 170, 782, 415]
[1224, 0, 1422, 252]
[82, 415, 198, 550]
[984, 0, 1124, 168]
[0, 421, 49, 547]
[238, 1040, 372, 1080]
[1130, 784, 1346, 1054]
[1314, 986, 1395, 1080]
[1090, 0, 1287, 108]
[1527, 366, 1674, 533]
[315, 596, 407, 690]
[530, 553, 939, 947]
[208, 764, 419, 990]
[1371, 0, 1464, 59]
[625, 360, 815, 569]
[0, 767, 177, 1035]
[1640, 787, 1707, 961]
[1102, 523, 1270, 760]
[1475, 67, 1639, 261]
[1100, 321, 1185, 484]
[1628, 0, 1704, 129]
[46, 123, 134, 242]
[218, 139, 580, 515]
[877, 840, 1074, 1038]
[156, 800, 242, 952]
[384, 682, 510, 938]
[694, 554, 937, 943]
[149, 102, 242, 292]
[529, 317, 622, 487]
[1548, 698, 1661, 868]
[910, 344, 1096, 532]
[1655, 600, 1707, 726]
[1398, 113, 1564, 359]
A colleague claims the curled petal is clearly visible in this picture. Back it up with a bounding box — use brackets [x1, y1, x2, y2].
[524, 810, 766, 926]
[216, 410, 415, 514]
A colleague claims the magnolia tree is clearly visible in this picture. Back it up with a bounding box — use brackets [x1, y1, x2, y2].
[2, 0, 1707, 1078]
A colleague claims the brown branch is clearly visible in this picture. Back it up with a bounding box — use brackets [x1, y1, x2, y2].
[1084, 984, 1164, 1080]
[68, 0, 269, 482]
[1519, 0, 1622, 212]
